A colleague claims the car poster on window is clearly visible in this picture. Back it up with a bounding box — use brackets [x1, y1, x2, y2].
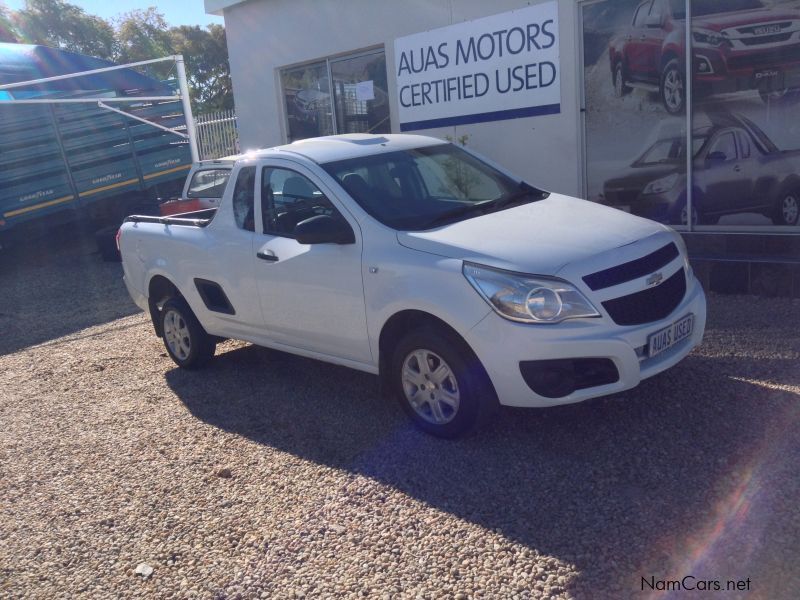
[582, 0, 800, 228]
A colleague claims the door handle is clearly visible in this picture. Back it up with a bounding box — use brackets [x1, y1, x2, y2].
[256, 250, 279, 262]
[640, 34, 647, 40]
[733, 165, 741, 172]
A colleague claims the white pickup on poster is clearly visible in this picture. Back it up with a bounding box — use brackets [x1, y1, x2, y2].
[394, 1, 561, 131]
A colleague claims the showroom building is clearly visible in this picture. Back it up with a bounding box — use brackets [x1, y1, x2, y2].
[206, 0, 800, 296]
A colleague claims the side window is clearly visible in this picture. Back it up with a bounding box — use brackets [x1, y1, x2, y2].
[231, 166, 256, 231]
[633, 1, 652, 27]
[708, 132, 738, 162]
[260, 167, 343, 237]
[187, 169, 231, 198]
[648, 0, 663, 23]
[738, 131, 751, 159]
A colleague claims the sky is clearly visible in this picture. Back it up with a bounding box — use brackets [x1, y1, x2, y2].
[2, 1, 224, 27]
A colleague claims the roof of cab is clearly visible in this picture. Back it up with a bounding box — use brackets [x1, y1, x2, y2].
[238, 134, 446, 165]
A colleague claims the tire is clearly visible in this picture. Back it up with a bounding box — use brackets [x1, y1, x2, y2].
[614, 62, 631, 98]
[772, 190, 800, 226]
[759, 86, 800, 107]
[660, 59, 685, 115]
[95, 226, 121, 262]
[160, 298, 216, 369]
[390, 327, 498, 438]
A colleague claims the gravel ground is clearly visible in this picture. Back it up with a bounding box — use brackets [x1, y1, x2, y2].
[1, 234, 799, 599]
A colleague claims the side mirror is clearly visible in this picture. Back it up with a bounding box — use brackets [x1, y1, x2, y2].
[706, 151, 727, 162]
[294, 214, 355, 245]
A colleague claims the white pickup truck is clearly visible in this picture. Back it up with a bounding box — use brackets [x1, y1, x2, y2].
[120, 134, 706, 437]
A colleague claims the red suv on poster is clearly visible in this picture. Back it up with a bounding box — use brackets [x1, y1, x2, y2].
[610, 0, 800, 114]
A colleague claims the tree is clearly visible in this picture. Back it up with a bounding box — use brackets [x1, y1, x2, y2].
[14, 0, 116, 60]
[115, 8, 172, 65]
[1, 4, 18, 42]
[171, 24, 233, 111]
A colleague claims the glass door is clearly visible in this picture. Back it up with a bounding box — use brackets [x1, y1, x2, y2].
[330, 50, 390, 136]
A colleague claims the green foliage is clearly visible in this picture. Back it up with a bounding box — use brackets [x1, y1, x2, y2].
[1, 5, 18, 43]
[14, 0, 117, 59]
[2, 0, 233, 113]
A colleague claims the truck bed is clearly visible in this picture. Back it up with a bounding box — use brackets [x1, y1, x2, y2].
[124, 208, 217, 227]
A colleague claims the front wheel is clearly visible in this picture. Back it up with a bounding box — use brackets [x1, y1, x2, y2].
[759, 86, 800, 106]
[660, 59, 685, 115]
[160, 298, 216, 369]
[391, 328, 497, 438]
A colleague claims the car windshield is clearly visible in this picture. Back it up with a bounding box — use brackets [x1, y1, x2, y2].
[636, 136, 708, 165]
[321, 143, 548, 231]
[670, 0, 764, 18]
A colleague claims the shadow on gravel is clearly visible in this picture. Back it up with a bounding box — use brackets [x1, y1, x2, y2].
[167, 344, 800, 597]
[0, 225, 137, 356]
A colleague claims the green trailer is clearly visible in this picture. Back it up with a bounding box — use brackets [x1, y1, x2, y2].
[0, 44, 198, 248]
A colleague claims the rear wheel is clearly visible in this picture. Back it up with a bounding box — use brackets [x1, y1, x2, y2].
[773, 191, 800, 226]
[160, 298, 216, 369]
[614, 63, 631, 98]
[391, 328, 497, 438]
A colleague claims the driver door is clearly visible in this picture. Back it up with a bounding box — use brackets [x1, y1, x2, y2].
[698, 130, 747, 216]
[252, 160, 371, 364]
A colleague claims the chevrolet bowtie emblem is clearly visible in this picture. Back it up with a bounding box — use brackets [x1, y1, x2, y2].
[646, 271, 664, 287]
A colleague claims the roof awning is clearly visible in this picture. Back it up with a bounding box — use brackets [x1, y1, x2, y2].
[0, 43, 173, 96]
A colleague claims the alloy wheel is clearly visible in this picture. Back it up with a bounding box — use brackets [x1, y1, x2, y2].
[163, 309, 191, 361]
[401, 349, 460, 425]
[664, 69, 683, 112]
[782, 194, 799, 225]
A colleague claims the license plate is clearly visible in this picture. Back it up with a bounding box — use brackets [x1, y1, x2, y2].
[754, 24, 781, 35]
[754, 69, 781, 81]
[647, 314, 694, 358]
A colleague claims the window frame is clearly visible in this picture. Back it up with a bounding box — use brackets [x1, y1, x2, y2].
[707, 131, 739, 163]
[186, 168, 232, 199]
[231, 165, 257, 232]
[633, 1, 653, 27]
[278, 46, 388, 144]
[255, 161, 355, 241]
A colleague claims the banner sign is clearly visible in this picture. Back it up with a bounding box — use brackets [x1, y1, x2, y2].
[394, 1, 560, 131]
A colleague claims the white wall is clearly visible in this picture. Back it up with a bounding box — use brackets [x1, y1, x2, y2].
[222, 0, 583, 197]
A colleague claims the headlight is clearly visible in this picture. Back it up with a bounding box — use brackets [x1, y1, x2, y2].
[693, 29, 724, 46]
[642, 173, 680, 195]
[463, 263, 600, 324]
[673, 234, 693, 279]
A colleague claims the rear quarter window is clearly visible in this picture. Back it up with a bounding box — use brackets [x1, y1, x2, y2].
[187, 169, 231, 198]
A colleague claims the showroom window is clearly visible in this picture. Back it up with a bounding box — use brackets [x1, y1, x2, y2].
[581, 0, 800, 230]
[280, 48, 390, 143]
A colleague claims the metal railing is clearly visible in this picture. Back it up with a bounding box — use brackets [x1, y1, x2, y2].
[195, 109, 239, 160]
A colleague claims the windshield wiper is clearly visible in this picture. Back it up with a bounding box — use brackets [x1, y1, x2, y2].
[422, 182, 548, 229]
[491, 182, 549, 211]
[423, 200, 496, 229]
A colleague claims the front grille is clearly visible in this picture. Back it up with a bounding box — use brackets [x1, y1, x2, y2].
[740, 33, 793, 46]
[727, 45, 800, 70]
[602, 268, 686, 326]
[736, 22, 792, 36]
[583, 242, 679, 291]
[604, 190, 639, 205]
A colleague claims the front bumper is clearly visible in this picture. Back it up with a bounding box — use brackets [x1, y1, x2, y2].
[694, 46, 800, 92]
[465, 276, 706, 408]
[602, 189, 683, 225]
